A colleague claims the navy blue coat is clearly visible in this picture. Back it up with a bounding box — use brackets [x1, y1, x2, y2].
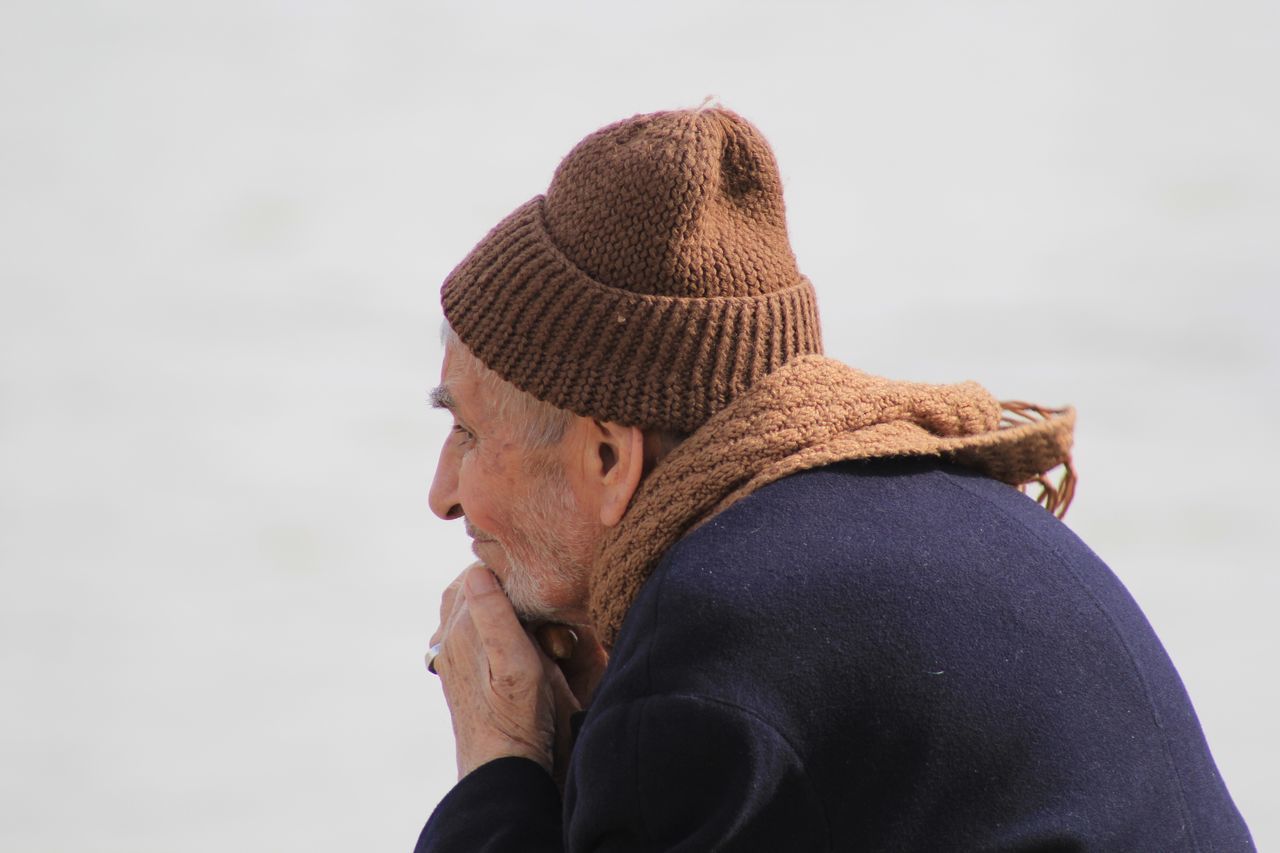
[416, 458, 1253, 851]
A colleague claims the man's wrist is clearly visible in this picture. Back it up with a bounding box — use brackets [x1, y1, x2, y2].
[458, 739, 552, 780]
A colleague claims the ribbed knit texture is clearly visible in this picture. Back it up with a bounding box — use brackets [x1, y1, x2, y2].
[442, 108, 822, 433]
[589, 355, 1076, 648]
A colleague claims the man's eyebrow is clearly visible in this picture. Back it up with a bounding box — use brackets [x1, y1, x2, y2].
[429, 385, 456, 411]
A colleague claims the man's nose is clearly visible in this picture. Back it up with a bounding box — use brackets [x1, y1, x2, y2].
[428, 446, 464, 521]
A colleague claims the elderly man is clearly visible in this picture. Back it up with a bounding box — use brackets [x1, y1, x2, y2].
[414, 107, 1252, 851]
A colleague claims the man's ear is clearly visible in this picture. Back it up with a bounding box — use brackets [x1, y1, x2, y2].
[585, 419, 645, 528]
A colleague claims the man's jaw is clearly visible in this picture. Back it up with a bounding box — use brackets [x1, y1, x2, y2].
[463, 534, 541, 619]
[462, 521, 591, 626]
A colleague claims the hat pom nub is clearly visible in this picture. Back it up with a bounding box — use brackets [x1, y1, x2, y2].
[441, 107, 823, 433]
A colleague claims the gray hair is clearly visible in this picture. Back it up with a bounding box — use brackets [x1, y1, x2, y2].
[442, 322, 688, 468]
[442, 324, 573, 449]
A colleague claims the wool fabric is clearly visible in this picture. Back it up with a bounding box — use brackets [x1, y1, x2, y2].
[441, 107, 822, 434]
[589, 354, 1075, 648]
[417, 458, 1255, 851]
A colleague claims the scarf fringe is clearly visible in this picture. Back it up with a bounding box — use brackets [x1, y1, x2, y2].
[1001, 400, 1076, 519]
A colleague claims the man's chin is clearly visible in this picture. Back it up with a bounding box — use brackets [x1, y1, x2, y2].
[468, 541, 590, 625]
[503, 572, 586, 627]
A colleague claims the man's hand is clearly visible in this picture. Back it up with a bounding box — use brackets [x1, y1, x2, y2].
[431, 564, 564, 779]
[535, 623, 608, 711]
[531, 621, 608, 789]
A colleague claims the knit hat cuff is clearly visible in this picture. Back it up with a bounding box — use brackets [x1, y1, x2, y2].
[442, 197, 823, 433]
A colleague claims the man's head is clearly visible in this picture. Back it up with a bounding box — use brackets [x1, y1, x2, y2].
[429, 329, 651, 624]
[430, 106, 818, 619]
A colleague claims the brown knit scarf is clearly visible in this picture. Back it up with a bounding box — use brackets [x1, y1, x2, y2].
[588, 355, 1076, 649]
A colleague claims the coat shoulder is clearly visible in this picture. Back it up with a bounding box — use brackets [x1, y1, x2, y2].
[597, 458, 1254, 852]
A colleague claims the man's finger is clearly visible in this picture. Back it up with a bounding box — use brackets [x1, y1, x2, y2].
[462, 565, 537, 674]
[439, 574, 464, 625]
[536, 649, 580, 792]
[555, 624, 610, 706]
[533, 624, 578, 662]
[429, 565, 476, 647]
[447, 563, 485, 615]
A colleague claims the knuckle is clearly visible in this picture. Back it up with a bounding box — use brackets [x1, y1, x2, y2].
[490, 670, 530, 703]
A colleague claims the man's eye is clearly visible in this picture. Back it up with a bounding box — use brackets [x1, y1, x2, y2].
[451, 424, 475, 442]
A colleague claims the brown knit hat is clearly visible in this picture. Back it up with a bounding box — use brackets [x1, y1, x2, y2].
[441, 107, 823, 434]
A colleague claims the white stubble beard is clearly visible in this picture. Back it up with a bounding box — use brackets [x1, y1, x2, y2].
[486, 462, 599, 625]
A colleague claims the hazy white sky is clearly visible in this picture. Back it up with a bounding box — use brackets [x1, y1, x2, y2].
[2, 1, 1276, 850]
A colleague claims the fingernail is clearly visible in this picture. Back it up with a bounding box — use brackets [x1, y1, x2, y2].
[466, 565, 498, 594]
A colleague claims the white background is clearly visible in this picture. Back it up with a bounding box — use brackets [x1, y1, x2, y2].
[2, 1, 1275, 850]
